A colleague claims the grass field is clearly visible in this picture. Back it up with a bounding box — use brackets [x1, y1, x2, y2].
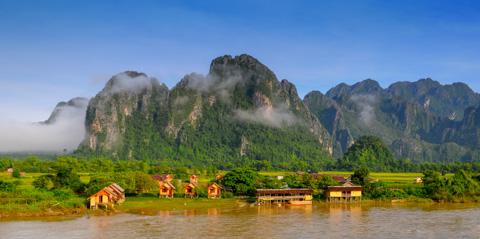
[119, 197, 242, 214]
[1, 171, 433, 191]
[259, 171, 432, 188]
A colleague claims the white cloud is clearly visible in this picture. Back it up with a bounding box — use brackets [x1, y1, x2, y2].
[351, 94, 377, 127]
[0, 99, 88, 153]
[106, 72, 156, 94]
[234, 105, 299, 128]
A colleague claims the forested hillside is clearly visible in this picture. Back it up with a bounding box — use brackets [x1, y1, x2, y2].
[76, 55, 333, 170]
[305, 78, 480, 163]
[22, 54, 477, 168]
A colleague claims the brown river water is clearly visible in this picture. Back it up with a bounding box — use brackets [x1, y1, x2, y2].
[0, 203, 479, 239]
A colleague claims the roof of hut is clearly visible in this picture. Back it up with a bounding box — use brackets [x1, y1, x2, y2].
[92, 183, 125, 200]
[208, 182, 223, 188]
[256, 188, 313, 195]
[152, 174, 173, 182]
[160, 181, 176, 189]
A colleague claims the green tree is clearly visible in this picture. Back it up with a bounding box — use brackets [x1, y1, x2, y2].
[53, 166, 84, 193]
[11, 169, 21, 178]
[339, 136, 397, 171]
[220, 168, 259, 196]
[449, 170, 479, 197]
[318, 176, 340, 189]
[0, 180, 16, 192]
[134, 172, 157, 194]
[351, 167, 370, 186]
[422, 170, 449, 200]
[32, 175, 53, 190]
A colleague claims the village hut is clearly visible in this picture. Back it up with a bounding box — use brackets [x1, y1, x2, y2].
[207, 182, 223, 199]
[89, 183, 125, 209]
[152, 175, 176, 198]
[256, 188, 313, 205]
[183, 175, 199, 198]
[159, 181, 176, 198]
[184, 183, 196, 198]
[326, 182, 362, 202]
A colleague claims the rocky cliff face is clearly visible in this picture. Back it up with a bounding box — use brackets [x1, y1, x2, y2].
[387, 78, 480, 120]
[304, 91, 354, 157]
[79, 55, 333, 166]
[75, 54, 480, 163]
[426, 105, 480, 149]
[305, 78, 480, 162]
[83, 71, 169, 153]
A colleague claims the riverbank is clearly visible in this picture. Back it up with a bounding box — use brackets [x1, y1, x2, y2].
[0, 197, 246, 220]
[2, 196, 480, 220]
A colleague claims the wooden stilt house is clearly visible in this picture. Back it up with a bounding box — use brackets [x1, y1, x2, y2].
[184, 183, 196, 198]
[256, 188, 313, 205]
[184, 175, 198, 198]
[89, 183, 125, 209]
[153, 174, 176, 198]
[207, 182, 223, 199]
[326, 182, 362, 202]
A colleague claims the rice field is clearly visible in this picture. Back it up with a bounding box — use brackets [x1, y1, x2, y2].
[1, 170, 434, 191]
[260, 171, 429, 187]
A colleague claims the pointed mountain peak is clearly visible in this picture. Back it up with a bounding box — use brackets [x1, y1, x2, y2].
[102, 71, 162, 95]
[351, 79, 383, 92]
[209, 54, 276, 80]
[326, 79, 383, 100]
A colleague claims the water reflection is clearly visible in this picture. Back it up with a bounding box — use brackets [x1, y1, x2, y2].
[0, 203, 479, 239]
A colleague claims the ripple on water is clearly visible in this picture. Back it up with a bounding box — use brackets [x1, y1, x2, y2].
[0, 203, 479, 239]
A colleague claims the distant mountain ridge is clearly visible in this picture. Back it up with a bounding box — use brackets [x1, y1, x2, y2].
[305, 78, 480, 162]
[76, 54, 333, 169]
[35, 54, 480, 165]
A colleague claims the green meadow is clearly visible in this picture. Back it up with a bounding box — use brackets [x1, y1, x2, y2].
[1, 169, 469, 219]
[259, 171, 429, 187]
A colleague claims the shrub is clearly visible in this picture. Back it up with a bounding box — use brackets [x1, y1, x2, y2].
[196, 187, 208, 198]
[173, 192, 185, 198]
[0, 180, 16, 192]
[33, 175, 53, 190]
[12, 169, 21, 178]
[351, 167, 370, 186]
[222, 191, 234, 198]
[53, 166, 85, 193]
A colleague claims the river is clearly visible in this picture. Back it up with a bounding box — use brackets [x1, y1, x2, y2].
[0, 203, 479, 239]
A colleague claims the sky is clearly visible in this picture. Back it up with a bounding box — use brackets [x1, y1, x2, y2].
[1, 0, 480, 122]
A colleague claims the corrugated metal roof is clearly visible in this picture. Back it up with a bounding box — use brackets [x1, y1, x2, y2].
[327, 186, 363, 191]
[256, 188, 313, 195]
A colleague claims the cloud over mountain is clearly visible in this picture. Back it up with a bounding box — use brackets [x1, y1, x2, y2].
[0, 98, 88, 153]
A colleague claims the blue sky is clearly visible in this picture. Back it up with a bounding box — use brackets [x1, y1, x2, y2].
[1, 0, 480, 121]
